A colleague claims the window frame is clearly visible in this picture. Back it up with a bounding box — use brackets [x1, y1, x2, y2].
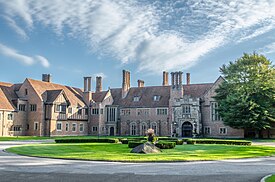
[219, 127, 227, 135]
[79, 123, 84, 132]
[34, 122, 39, 131]
[72, 123, 77, 132]
[56, 122, 62, 131]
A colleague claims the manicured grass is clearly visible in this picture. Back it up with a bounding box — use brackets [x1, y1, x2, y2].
[266, 175, 275, 182]
[6, 143, 275, 162]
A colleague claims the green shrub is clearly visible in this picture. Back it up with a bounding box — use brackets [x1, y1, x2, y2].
[55, 138, 119, 143]
[121, 139, 128, 144]
[127, 137, 147, 141]
[158, 137, 178, 141]
[128, 141, 146, 148]
[186, 139, 251, 145]
[155, 141, 176, 149]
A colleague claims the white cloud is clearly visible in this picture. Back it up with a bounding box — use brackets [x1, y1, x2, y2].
[1, 0, 275, 73]
[259, 42, 275, 54]
[0, 43, 34, 65]
[0, 43, 50, 68]
[35, 55, 50, 68]
[2, 16, 28, 39]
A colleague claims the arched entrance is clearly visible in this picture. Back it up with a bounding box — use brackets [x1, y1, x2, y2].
[110, 127, 114, 136]
[182, 122, 193, 137]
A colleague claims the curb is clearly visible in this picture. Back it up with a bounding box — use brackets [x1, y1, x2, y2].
[260, 174, 272, 182]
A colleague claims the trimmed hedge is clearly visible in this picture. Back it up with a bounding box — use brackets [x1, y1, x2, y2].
[186, 139, 251, 145]
[155, 141, 176, 149]
[128, 141, 147, 148]
[55, 138, 119, 143]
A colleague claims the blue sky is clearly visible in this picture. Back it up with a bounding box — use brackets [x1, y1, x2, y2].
[0, 0, 275, 90]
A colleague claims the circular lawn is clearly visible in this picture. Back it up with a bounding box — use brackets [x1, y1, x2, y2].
[6, 143, 275, 162]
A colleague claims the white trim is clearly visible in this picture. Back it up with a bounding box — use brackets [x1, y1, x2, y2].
[219, 127, 227, 135]
[79, 123, 84, 132]
[34, 122, 39, 131]
[56, 122, 62, 131]
[72, 123, 77, 132]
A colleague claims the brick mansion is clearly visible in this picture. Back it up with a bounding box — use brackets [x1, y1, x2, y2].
[0, 70, 274, 138]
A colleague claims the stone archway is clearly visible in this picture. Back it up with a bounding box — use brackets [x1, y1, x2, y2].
[110, 127, 114, 136]
[182, 122, 193, 137]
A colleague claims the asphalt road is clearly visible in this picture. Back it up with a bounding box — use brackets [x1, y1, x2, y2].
[0, 141, 274, 182]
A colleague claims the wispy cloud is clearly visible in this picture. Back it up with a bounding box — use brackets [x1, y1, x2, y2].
[2, 16, 28, 39]
[1, 0, 275, 73]
[259, 42, 275, 54]
[0, 43, 50, 68]
[93, 72, 107, 80]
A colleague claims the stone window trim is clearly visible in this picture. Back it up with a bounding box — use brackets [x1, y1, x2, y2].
[211, 101, 221, 121]
[92, 126, 98, 132]
[137, 108, 150, 116]
[56, 122, 62, 131]
[72, 123, 77, 132]
[219, 127, 227, 135]
[204, 126, 211, 135]
[121, 109, 131, 116]
[65, 123, 69, 132]
[140, 122, 147, 136]
[150, 122, 157, 135]
[130, 122, 137, 136]
[156, 108, 168, 115]
[18, 104, 26, 111]
[92, 108, 99, 115]
[79, 123, 84, 132]
[7, 113, 14, 120]
[34, 122, 39, 131]
[30, 104, 37, 112]
[55, 104, 66, 113]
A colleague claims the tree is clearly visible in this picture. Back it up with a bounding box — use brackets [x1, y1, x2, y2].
[215, 53, 275, 138]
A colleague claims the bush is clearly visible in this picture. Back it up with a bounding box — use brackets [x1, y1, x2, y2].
[158, 138, 183, 145]
[120, 139, 128, 144]
[128, 141, 146, 148]
[186, 139, 251, 145]
[55, 138, 119, 143]
[155, 141, 176, 149]
[127, 137, 147, 141]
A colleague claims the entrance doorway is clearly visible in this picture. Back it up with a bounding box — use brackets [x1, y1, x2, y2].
[110, 127, 114, 136]
[182, 122, 193, 137]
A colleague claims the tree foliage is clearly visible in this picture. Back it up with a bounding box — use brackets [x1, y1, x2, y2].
[215, 53, 275, 131]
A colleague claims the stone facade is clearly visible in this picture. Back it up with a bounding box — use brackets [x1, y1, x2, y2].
[1, 70, 273, 138]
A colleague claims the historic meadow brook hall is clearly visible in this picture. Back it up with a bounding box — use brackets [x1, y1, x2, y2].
[0, 70, 274, 138]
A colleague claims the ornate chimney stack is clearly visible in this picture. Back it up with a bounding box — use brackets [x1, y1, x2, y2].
[42, 74, 52, 83]
[137, 80, 144, 87]
[186, 73, 190, 85]
[96, 76, 102, 92]
[170, 71, 183, 99]
[83, 77, 92, 105]
[122, 70, 130, 98]
[162, 71, 169, 86]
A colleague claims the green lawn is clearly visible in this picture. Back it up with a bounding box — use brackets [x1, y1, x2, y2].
[266, 175, 275, 182]
[6, 143, 275, 162]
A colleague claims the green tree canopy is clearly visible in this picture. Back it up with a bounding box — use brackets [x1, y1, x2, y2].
[215, 53, 275, 133]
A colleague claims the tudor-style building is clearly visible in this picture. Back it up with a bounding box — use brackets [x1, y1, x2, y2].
[0, 71, 273, 138]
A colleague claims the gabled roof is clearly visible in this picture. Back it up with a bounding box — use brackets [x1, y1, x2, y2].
[92, 91, 108, 103]
[0, 82, 17, 110]
[46, 89, 70, 105]
[27, 79, 85, 107]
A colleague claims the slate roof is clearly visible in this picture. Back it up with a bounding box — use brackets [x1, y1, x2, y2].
[92, 91, 108, 103]
[0, 82, 17, 110]
[183, 83, 213, 98]
[27, 79, 86, 107]
[46, 89, 64, 103]
[111, 83, 213, 108]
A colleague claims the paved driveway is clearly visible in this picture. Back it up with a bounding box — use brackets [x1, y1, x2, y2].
[0, 141, 274, 182]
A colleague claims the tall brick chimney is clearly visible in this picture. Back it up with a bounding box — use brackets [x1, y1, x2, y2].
[137, 80, 144, 87]
[170, 71, 183, 98]
[186, 73, 190, 85]
[42, 74, 52, 83]
[83, 77, 92, 105]
[122, 70, 130, 98]
[96, 76, 102, 92]
[162, 71, 169, 86]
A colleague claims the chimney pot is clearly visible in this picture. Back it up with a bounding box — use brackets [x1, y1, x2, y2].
[42, 74, 52, 82]
[162, 71, 169, 86]
[186, 73, 190, 85]
[96, 76, 102, 92]
[137, 80, 144, 87]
